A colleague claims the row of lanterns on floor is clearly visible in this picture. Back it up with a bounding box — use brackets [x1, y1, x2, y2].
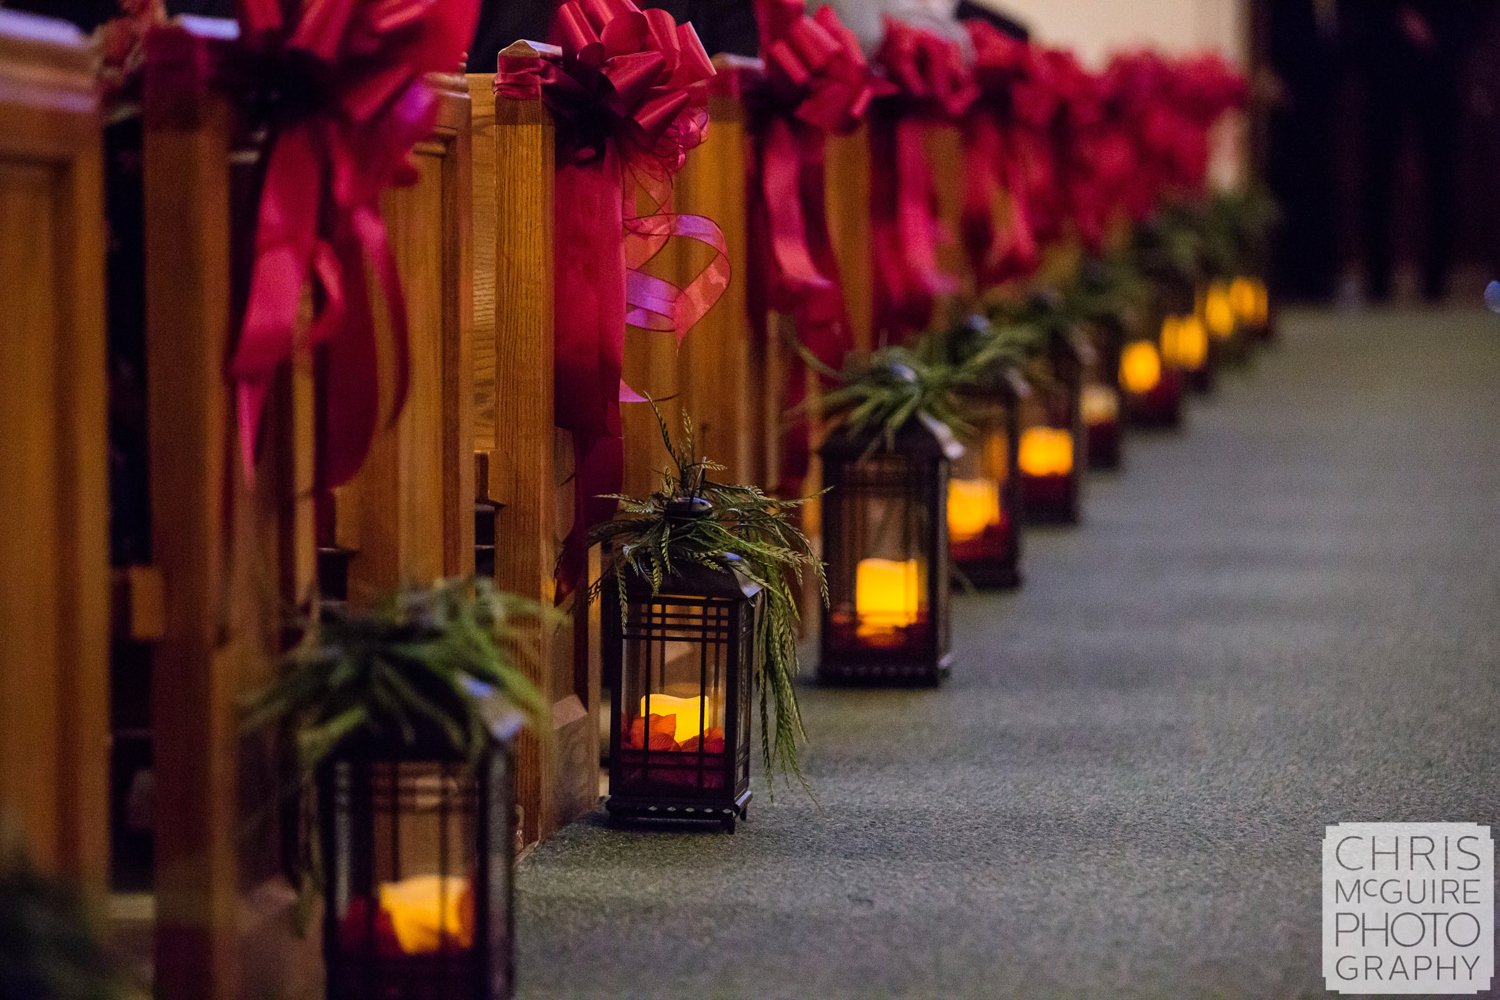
[313, 277, 1271, 998]
[604, 276, 1273, 824]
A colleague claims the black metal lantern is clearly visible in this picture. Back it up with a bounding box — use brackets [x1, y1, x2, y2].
[948, 376, 1024, 589]
[1018, 330, 1086, 524]
[1118, 330, 1184, 429]
[319, 717, 519, 1000]
[605, 549, 758, 832]
[819, 420, 956, 685]
[1200, 280, 1251, 368]
[1228, 275, 1273, 344]
[1161, 305, 1214, 394]
[1082, 324, 1124, 470]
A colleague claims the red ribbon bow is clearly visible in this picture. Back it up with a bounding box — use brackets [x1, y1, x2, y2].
[225, 0, 479, 488]
[868, 19, 976, 341]
[961, 21, 1044, 284]
[497, 0, 728, 594]
[747, 0, 873, 494]
[1106, 49, 1245, 211]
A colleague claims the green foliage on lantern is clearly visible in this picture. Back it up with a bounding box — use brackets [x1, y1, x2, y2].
[588, 403, 826, 790]
[243, 578, 552, 780]
[0, 836, 137, 1000]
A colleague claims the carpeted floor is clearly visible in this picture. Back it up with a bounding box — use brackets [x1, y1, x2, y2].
[515, 307, 1500, 999]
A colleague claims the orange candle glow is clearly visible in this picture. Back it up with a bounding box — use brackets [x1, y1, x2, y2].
[378, 875, 474, 954]
[1018, 427, 1074, 477]
[1160, 314, 1207, 370]
[1202, 282, 1236, 339]
[637, 694, 709, 744]
[1119, 341, 1162, 394]
[947, 478, 1001, 543]
[1081, 385, 1120, 427]
[1229, 276, 1268, 325]
[854, 558, 920, 638]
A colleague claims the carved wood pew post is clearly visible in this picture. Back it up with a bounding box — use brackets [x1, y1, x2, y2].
[0, 10, 110, 888]
[332, 74, 475, 604]
[673, 57, 761, 487]
[925, 122, 972, 302]
[823, 124, 875, 357]
[472, 45, 597, 844]
[141, 21, 318, 999]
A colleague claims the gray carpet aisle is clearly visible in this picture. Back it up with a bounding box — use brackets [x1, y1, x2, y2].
[515, 308, 1500, 999]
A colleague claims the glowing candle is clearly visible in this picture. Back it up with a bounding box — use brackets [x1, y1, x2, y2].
[1018, 427, 1074, 477]
[1160, 314, 1207, 370]
[947, 478, 1000, 543]
[1081, 384, 1120, 427]
[378, 875, 473, 954]
[1202, 282, 1236, 339]
[1119, 341, 1162, 394]
[854, 558, 920, 638]
[1229, 276, 1258, 321]
[637, 694, 709, 744]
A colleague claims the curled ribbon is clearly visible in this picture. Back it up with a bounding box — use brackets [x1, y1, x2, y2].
[206, 0, 480, 488]
[869, 19, 976, 343]
[747, 0, 873, 494]
[496, 0, 728, 595]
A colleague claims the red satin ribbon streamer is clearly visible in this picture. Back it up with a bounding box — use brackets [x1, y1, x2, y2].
[748, 0, 872, 494]
[869, 20, 975, 343]
[497, 0, 729, 594]
[206, 0, 479, 488]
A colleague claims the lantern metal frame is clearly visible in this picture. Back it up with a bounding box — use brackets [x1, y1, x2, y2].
[818, 420, 955, 686]
[1199, 280, 1252, 370]
[1083, 321, 1125, 471]
[1019, 329, 1086, 525]
[604, 561, 758, 832]
[318, 717, 519, 1000]
[949, 375, 1024, 589]
[1120, 339, 1183, 429]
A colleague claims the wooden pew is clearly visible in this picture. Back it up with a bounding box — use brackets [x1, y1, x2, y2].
[141, 21, 319, 998]
[925, 122, 971, 301]
[824, 123, 875, 356]
[331, 74, 476, 604]
[471, 48, 598, 844]
[0, 10, 110, 887]
[672, 59, 762, 487]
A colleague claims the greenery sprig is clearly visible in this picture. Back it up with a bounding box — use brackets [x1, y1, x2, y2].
[815, 321, 1036, 449]
[0, 834, 135, 1000]
[243, 577, 553, 779]
[587, 404, 826, 791]
[1128, 186, 1279, 299]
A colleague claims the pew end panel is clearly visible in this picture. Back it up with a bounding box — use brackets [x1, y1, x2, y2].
[0, 10, 110, 889]
[473, 56, 599, 843]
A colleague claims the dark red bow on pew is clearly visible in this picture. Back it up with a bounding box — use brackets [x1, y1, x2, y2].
[748, 0, 872, 494]
[219, 0, 479, 488]
[869, 19, 977, 342]
[497, 0, 727, 595]
[1043, 47, 1117, 250]
[1107, 49, 1246, 214]
[961, 20, 1043, 285]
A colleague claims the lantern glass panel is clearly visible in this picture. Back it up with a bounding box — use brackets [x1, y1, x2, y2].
[1018, 338, 1083, 523]
[948, 397, 1020, 583]
[819, 424, 952, 683]
[321, 741, 513, 1000]
[826, 450, 933, 653]
[607, 569, 755, 825]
